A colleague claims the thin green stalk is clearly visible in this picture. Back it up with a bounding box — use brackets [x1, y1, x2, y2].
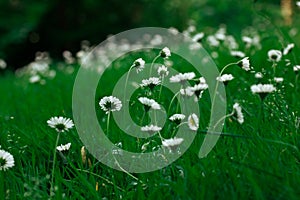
[167, 91, 181, 114]
[149, 55, 160, 76]
[0, 171, 4, 198]
[158, 76, 164, 100]
[107, 111, 111, 136]
[50, 132, 61, 196]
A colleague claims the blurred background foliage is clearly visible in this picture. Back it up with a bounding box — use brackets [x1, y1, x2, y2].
[0, 0, 299, 69]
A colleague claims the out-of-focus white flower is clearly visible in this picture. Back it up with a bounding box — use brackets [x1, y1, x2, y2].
[0, 59, 7, 69]
[233, 103, 244, 124]
[207, 35, 220, 47]
[274, 77, 284, 83]
[29, 75, 41, 83]
[192, 32, 205, 42]
[283, 43, 294, 55]
[180, 87, 194, 97]
[157, 65, 169, 77]
[296, 1, 300, 7]
[255, 72, 263, 79]
[293, 65, 300, 72]
[230, 51, 245, 58]
[268, 50, 282, 62]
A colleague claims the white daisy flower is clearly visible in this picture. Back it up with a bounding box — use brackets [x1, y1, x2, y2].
[242, 36, 252, 45]
[293, 65, 300, 72]
[160, 47, 171, 58]
[274, 77, 284, 83]
[216, 74, 234, 83]
[283, 43, 294, 55]
[140, 77, 161, 88]
[230, 50, 245, 58]
[255, 72, 263, 79]
[131, 58, 145, 73]
[162, 138, 184, 151]
[180, 87, 194, 97]
[198, 77, 206, 84]
[188, 113, 199, 131]
[268, 50, 282, 62]
[170, 72, 196, 84]
[0, 149, 15, 171]
[141, 125, 162, 135]
[192, 32, 205, 42]
[233, 103, 244, 124]
[138, 97, 161, 110]
[0, 59, 7, 69]
[99, 96, 122, 114]
[238, 57, 251, 71]
[251, 84, 276, 99]
[47, 116, 74, 132]
[192, 83, 208, 99]
[29, 75, 41, 83]
[157, 65, 169, 77]
[207, 35, 220, 47]
[56, 143, 71, 152]
[169, 114, 186, 123]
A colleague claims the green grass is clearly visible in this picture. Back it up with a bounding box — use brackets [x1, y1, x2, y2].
[1, 23, 300, 199]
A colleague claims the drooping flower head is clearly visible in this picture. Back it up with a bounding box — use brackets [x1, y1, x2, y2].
[237, 57, 251, 71]
[99, 96, 122, 114]
[47, 116, 74, 132]
[160, 47, 171, 58]
[0, 149, 15, 171]
[131, 58, 145, 73]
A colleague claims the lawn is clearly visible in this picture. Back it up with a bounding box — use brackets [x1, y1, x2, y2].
[1, 2, 300, 200]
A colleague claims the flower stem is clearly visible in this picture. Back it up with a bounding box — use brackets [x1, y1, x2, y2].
[167, 91, 181, 114]
[158, 76, 164, 100]
[107, 111, 111, 136]
[149, 55, 160, 76]
[211, 62, 237, 127]
[50, 132, 60, 196]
